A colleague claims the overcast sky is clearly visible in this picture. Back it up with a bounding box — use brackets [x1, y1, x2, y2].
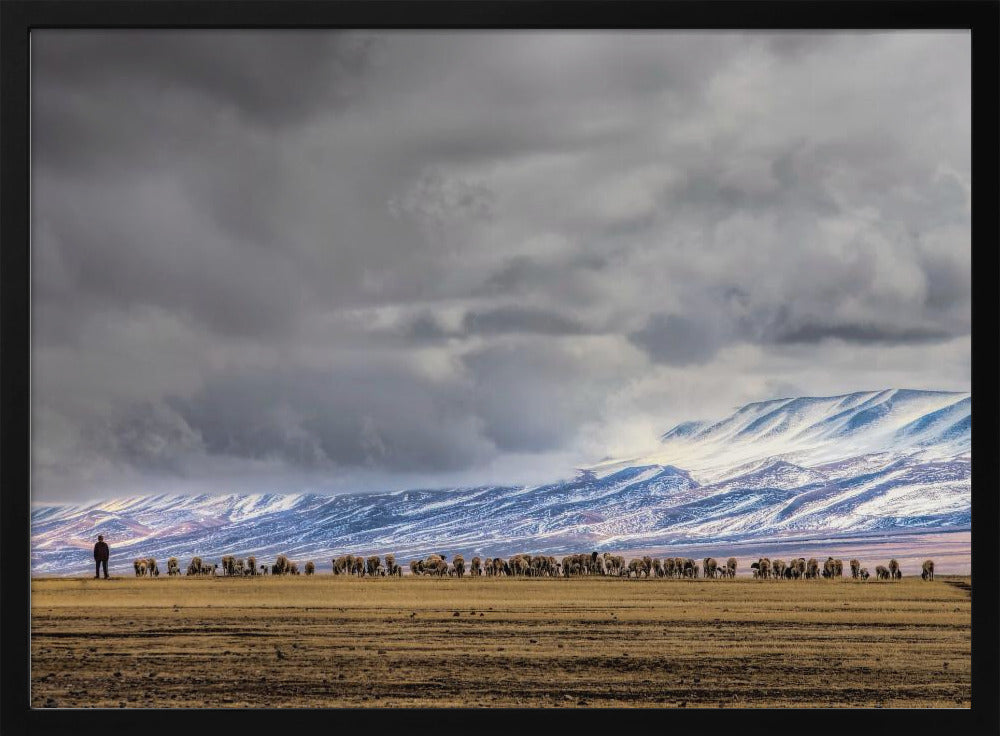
[31, 31, 971, 503]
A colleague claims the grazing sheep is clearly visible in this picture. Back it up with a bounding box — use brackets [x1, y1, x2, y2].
[332, 555, 351, 575]
[273, 554, 292, 575]
[850, 559, 861, 579]
[771, 559, 786, 580]
[888, 559, 901, 580]
[304, 561, 315, 575]
[508, 554, 530, 577]
[875, 565, 890, 580]
[703, 558, 718, 579]
[822, 557, 837, 579]
[725, 558, 737, 579]
[921, 559, 935, 581]
[805, 558, 820, 579]
[351, 556, 366, 577]
[753, 558, 771, 580]
[166, 557, 180, 576]
[793, 558, 807, 579]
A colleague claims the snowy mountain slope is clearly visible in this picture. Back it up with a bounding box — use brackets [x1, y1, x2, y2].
[592, 389, 970, 483]
[31, 390, 970, 575]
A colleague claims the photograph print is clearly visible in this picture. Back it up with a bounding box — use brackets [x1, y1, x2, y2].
[29, 28, 972, 709]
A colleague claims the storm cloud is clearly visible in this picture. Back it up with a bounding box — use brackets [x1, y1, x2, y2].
[31, 31, 971, 502]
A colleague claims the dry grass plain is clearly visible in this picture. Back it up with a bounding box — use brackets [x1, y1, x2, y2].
[31, 575, 970, 709]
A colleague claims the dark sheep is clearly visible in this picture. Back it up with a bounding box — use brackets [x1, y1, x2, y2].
[921, 559, 935, 581]
[888, 559, 901, 580]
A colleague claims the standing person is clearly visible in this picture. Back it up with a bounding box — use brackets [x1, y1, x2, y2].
[93, 535, 110, 579]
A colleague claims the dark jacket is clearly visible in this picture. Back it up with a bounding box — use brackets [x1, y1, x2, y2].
[93, 541, 109, 562]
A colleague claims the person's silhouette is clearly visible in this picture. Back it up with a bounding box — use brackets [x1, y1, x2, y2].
[93, 535, 110, 579]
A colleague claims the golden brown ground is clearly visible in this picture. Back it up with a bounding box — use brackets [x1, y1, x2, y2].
[30, 575, 970, 708]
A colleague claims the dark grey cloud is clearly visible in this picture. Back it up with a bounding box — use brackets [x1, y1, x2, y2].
[629, 314, 724, 366]
[462, 306, 594, 337]
[32, 31, 373, 169]
[30, 31, 971, 502]
[162, 367, 495, 473]
[771, 322, 956, 346]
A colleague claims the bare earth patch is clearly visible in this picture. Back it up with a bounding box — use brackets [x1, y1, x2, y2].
[31, 576, 970, 708]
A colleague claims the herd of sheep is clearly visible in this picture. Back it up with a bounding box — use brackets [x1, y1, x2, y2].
[130, 552, 937, 582]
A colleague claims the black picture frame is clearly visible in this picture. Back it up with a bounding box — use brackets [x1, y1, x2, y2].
[2, 2, 997, 735]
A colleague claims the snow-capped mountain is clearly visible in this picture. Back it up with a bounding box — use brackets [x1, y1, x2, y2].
[31, 389, 970, 575]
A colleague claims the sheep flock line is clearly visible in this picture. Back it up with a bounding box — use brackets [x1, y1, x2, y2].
[129, 553, 937, 582]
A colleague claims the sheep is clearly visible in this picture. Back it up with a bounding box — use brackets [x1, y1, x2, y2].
[850, 559, 861, 579]
[508, 554, 530, 577]
[703, 558, 718, 579]
[822, 557, 837, 579]
[166, 557, 180, 576]
[273, 554, 292, 575]
[771, 559, 786, 580]
[754, 558, 771, 580]
[332, 555, 351, 575]
[921, 559, 935, 581]
[304, 561, 315, 575]
[725, 558, 737, 579]
[888, 559, 901, 580]
[682, 558, 698, 579]
[792, 558, 807, 579]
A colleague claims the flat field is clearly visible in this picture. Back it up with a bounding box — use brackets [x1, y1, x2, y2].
[30, 575, 971, 708]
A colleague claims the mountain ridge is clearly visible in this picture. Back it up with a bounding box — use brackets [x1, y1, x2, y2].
[31, 389, 970, 574]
